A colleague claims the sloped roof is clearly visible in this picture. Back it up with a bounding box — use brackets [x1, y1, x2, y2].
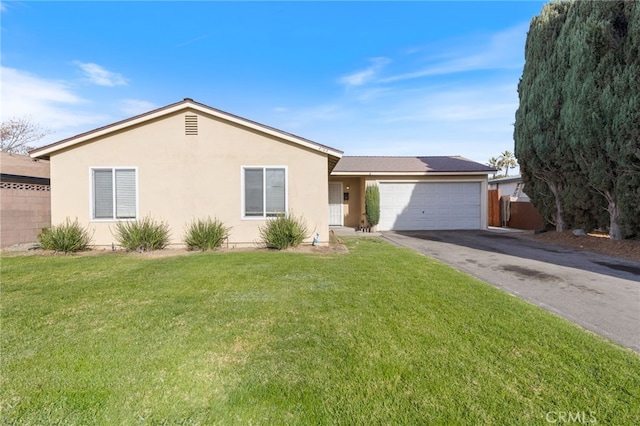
[0, 151, 50, 178]
[29, 98, 343, 164]
[488, 175, 522, 184]
[332, 156, 496, 175]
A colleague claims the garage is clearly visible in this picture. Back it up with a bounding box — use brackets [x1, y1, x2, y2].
[379, 182, 481, 231]
[330, 156, 493, 231]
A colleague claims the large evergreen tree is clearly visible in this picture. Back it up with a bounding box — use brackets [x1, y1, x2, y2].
[561, 0, 640, 239]
[618, 1, 640, 236]
[515, 0, 639, 239]
[514, 1, 572, 232]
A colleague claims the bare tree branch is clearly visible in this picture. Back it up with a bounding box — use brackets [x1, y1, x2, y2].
[0, 117, 52, 155]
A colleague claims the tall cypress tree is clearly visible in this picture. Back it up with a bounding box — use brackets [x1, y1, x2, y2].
[514, 1, 572, 232]
[561, 0, 639, 239]
[617, 1, 640, 237]
[515, 0, 639, 239]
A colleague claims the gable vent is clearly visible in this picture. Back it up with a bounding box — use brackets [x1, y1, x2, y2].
[185, 114, 198, 135]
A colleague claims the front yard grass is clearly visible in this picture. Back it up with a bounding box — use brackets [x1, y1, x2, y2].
[1, 238, 638, 424]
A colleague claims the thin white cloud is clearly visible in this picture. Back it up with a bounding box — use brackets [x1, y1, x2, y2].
[339, 23, 529, 88]
[314, 23, 528, 162]
[1, 66, 82, 108]
[286, 79, 519, 163]
[119, 99, 156, 116]
[379, 85, 518, 124]
[381, 23, 529, 83]
[352, 87, 395, 103]
[74, 61, 128, 87]
[339, 57, 391, 87]
[250, 23, 527, 162]
[271, 103, 350, 134]
[176, 34, 209, 47]
[374, 85, 517, 161]
[0, 67, 111, 146]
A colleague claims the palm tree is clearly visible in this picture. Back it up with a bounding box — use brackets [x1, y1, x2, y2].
[499, 150, 517, 177]
[487, 156, 501, 178]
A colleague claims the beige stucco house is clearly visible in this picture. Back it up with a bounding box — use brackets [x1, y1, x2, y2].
[30, 98, 495, 248]
[30, 98, 343, 248]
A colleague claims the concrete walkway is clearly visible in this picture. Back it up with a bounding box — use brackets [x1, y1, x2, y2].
[330, 226, 382, 238]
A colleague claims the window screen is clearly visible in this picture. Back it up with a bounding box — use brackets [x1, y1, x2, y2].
[93, 169, 114, 219]
[244, 168, 264, 217]
[265, 168, 285, 216]
[93, 168, 137, 219]
[115, 169, 136, 218]
[244, 167, 286, 218]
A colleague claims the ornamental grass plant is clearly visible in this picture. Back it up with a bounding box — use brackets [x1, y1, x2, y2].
[259, 213, 309, 250]
[37, 218, 92, 253]
[112, 216, 170, 252]
[184, 217, 230, 251]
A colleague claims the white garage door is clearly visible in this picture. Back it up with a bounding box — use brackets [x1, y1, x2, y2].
[379, 182, 481, 231]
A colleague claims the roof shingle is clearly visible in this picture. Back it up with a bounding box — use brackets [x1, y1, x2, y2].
[332, 156, 495, 174]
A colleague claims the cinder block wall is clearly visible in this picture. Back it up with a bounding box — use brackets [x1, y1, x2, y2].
[1, 183, 51, 247]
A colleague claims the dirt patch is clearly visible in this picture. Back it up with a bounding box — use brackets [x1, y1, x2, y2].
[522, 231, 640, 263]
[283, 231, 349, 255]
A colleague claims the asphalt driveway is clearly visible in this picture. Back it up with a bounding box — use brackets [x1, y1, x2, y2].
[382, 230, 640, 352]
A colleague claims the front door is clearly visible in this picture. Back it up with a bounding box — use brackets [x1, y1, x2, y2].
[328, 182, 343, 226]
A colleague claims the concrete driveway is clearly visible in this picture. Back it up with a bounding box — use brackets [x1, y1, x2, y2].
[382, 230, 640, 352]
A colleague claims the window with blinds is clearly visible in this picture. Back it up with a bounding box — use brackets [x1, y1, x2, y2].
[265, 168, 285, 216]
[92, 168, 137, 220]
[243, 167, 286, 218]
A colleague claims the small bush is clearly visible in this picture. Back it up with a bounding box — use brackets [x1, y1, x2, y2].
[184, 217, 230, 251]
[112, 216, 170, 252]
[259, 213, 309, 250]
[365, 185, 380, 227]
[38, 218, 93, 253]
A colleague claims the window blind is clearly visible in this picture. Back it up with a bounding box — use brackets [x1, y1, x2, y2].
[93, 169, 114, 219]
[244, 168, 264, 216]
[115, 169, 136, 218]
[265, 168, 285, 216]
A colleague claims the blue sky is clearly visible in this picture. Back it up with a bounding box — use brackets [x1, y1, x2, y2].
[1, 1, 545, 164]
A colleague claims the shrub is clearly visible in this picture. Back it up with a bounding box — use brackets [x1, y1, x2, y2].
[38, 218, 92, 253]
[365, 185, 380, 227]
[112, 216, 170, 252]
[184, 217, 230, 251]
[259, 213, 309, 250]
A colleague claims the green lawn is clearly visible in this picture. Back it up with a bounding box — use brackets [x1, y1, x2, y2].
[1, 238, 638, 425]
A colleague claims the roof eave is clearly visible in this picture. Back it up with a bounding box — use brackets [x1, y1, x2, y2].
[30, 100, 189, 159]
[331, 171, 494, 176]
[30, 99, 343, 160]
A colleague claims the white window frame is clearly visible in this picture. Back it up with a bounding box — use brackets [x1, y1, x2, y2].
[241, 166, 288, 219]
[89, 167, 139, 221]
